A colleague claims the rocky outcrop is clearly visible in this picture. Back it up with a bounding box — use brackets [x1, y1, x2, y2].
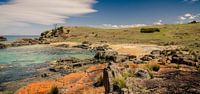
[140, 49, 200, 67]
[91, 44, 111, 51]
[16, 64, 106, 94]
[134, 68, 151, 79]
[94, 51, 118, 62]
[0, 36, 7, 41]
[39, 26, 71, 43]
[48, 57, 95, 73]
[0, 43, 6, 49]
[11, 38, 40, 47]
[102, 62, 153, 94]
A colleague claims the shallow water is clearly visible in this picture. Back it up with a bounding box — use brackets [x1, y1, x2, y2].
[0, 45, 94, 82]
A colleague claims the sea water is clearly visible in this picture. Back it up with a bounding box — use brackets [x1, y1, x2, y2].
[0, 36, 94, 83]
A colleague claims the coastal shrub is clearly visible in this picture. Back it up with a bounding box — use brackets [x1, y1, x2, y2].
[49, 86, 59, 94]
[176, 64, 180, 69]
[188, 20, 198, 24]
[93, 74, 103, 87]
[146, 62, 160, 72]
[113, 75, 126, 89]
[148, 71, 154, 79]
[122, 69, 134, 79]
[140, 28, 160, 33]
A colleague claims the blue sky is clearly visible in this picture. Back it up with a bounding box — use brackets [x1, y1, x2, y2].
[0, 0, 199, 35]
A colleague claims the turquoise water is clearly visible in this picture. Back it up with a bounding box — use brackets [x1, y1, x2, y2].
[0, 45, 94, 66]
[2, 35, 39, 43]
[0, 45, 94, 82]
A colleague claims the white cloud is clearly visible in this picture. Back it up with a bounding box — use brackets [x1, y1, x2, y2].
[185, 13, 192, 17]
[0, 0, 97, 27]
[177, 13, 200, 24]
[179, 16, 186, 20]
[184, 0, 199, 2]
[93, 24, 148, 29]
[153, 20, 163, 25]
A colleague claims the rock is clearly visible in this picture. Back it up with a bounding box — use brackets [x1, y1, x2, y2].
[54, 44, 69, 48]
[115, 55, 129, 63]
[134, 68, 151, 79]
[39, 26, 71, 41]
[171, 54, 197, 66]
[73, 42, 92, 49]
[158, 57, 171, 65]
[49, 68, 58, 72]
[151, 50, 161, 57]
[161, 50, 177, 56]
[127, 55, 137, 61]
[140, 55, 154, 61]
[41, 73, 48, 78]
[48, 57, 95, 73]
[103, 67, 114, 94]
[92, 44, 110, 51]
[11, 38, 39, 47]
[0, 36, 7, 41]
[121, 88, 128, 94]
[0, 43, 6, 49]
[94, 51, 118, 62]
[187, 88, 200, 93]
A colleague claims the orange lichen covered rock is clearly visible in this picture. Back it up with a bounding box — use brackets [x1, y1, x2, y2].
[16, 81, 54, 94]
[16, 64, 106, 94]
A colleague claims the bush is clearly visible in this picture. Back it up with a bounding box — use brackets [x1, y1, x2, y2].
[113, 75, 126, 89]
[93, 74, 103, 87]
[122, 69, 134, 79]
[148, 71, 154, 79]
[176, 64, 180, 69]
[49, 86, 59, 94]
[140, 28, 160, 33]
[146, 62, 160, 72]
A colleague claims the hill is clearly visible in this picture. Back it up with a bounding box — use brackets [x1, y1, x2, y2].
[40, 23, 200, 52]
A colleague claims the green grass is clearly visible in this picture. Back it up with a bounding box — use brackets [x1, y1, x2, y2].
[113, 75, 126, 89]
[45, 23, 200, 53]
[146, 62, 160, 72]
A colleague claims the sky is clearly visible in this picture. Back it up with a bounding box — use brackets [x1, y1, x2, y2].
[0, 0, 200, 35]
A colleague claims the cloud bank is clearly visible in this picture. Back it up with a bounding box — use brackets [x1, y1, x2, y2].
[0, 0, 97, 26]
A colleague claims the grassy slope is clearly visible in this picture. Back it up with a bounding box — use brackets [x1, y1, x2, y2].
[62, 23, 200, 47]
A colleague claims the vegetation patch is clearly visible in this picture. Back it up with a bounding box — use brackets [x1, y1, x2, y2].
[146, 62, 160, 72]
[140, 28, 160, 33]
[113, 75, 126, 89]
[93, 74, 104, 87]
